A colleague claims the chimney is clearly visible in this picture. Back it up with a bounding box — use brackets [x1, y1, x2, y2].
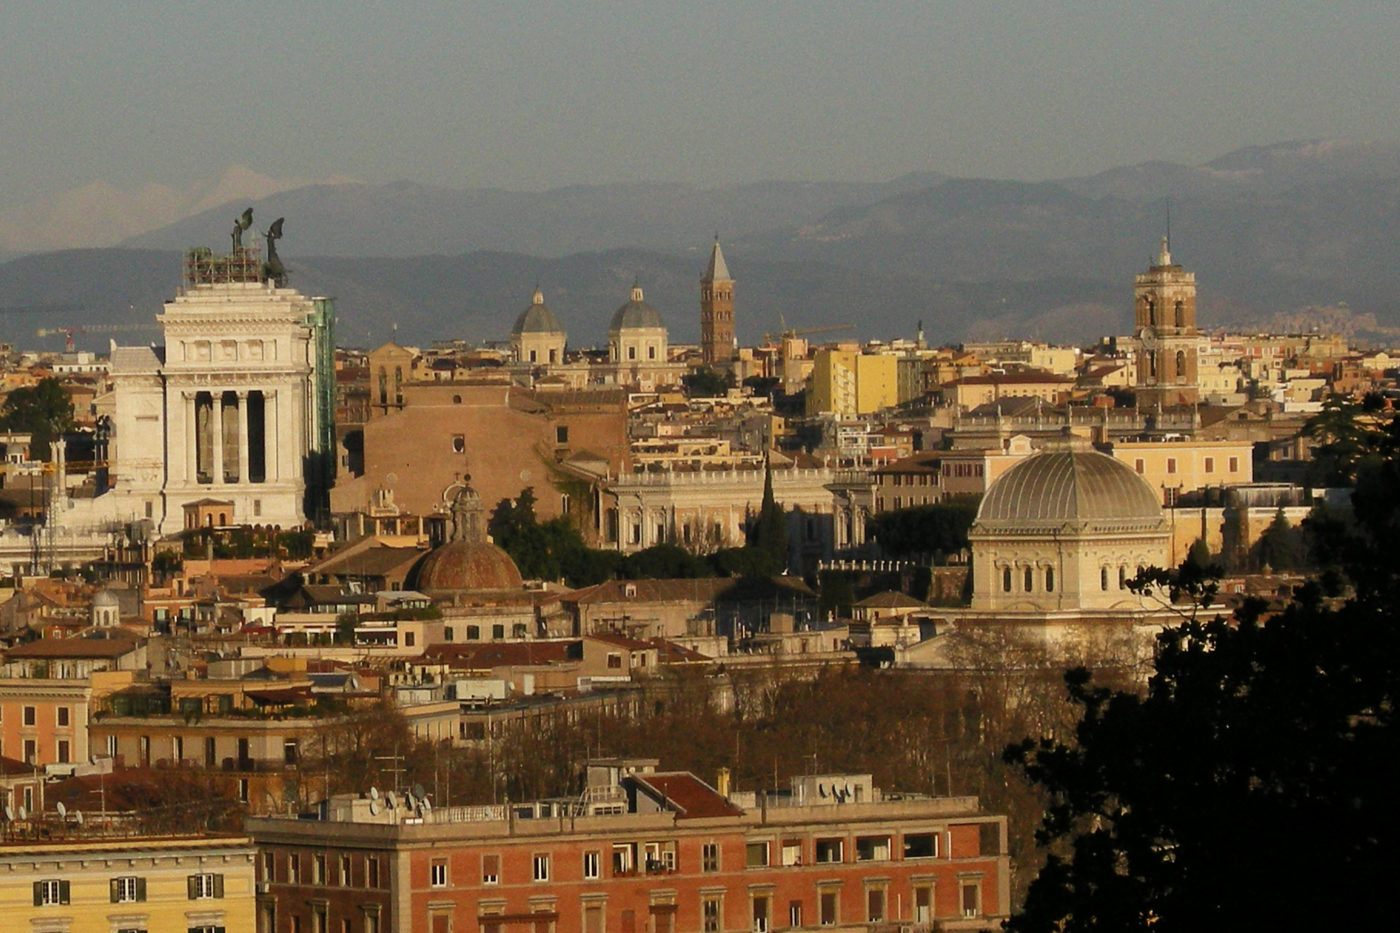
[716, 767, 731, 798]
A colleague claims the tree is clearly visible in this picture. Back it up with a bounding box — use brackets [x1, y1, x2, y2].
[749, 458, 789, 572]
[1255, 507, 1296, 571]
[0, 378, 75, 460]
[866, 497, 980, 559]
[681, 367, 730, 397]
[1302, 393, 1390, 487]
[1005, 514, 1400, 932]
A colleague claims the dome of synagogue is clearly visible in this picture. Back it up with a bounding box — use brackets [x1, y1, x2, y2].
[412, 481, 523, 592]
[610, 283, 664, 331]
[93, 589, 121, 609]
[511, 288, 564, 336]
[973, 440, 1166, 533]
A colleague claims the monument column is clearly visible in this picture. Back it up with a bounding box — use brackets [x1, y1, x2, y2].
[266, 390, 280, 481]
[185, 392, 198, 485]
[211, 391, 225, 484]
[236, 390, 250, 484]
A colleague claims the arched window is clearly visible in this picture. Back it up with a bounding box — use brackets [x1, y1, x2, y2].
[1024, 567, 1034, 592]
[1118, 566, 1127, 589]
[1002, 567, 1012, 593]
[1175, 350, 1187, 382]
[1045, 567, 1055, 592]
[1174, 299, 1186, 327]
[1148, 351, 1158, 377]
[1101, 567, 1109, 591]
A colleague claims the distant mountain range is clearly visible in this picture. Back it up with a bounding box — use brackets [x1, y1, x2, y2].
[3, 139, 1399, 353]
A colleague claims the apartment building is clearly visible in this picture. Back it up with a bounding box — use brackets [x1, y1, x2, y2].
[246, 760, 1009, 933]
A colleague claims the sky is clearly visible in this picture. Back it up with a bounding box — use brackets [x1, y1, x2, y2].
[4, 1, 1400, 212]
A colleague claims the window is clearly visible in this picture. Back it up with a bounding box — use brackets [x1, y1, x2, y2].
[914, 884, 934, 924]
[187, 872, 224, 899]
[262, 851, 276, 883]
[491, 624, 504, 640]
[855, 835, 890, 861]
[613, 842, 636, 874]
[367, 856, 381, 888]
[532, 853, 550, 881]
[628, 346, 637, 361]
[745, 841, 769, 867]
[56, 706, 70, 727]
[1045, 567, 1054, 592]
[703, 897, 722, 933]
[1229, 456, 1239, 472]
[866, 888, 886, 923]
[584, 904, 605, 933]
[1204, 457, 1215, 473]
[57, 740, 70, 763]
[452, 435, 466, 453]
[466, 625, 480, 640]
[1001, 567, 1012, 593]
[111, 875, 146, 902]
[556, 426, 569, 444]
[1134, 458, 1145, 474]
[903, 832, 938, 858]
[431, 858, 448, 887]
[1101, 567, 1109, 591]
[1166, 457, 1177, 474]
[340, 854, 352, 885]
[1023, 566, 1034, 592]
[647, 346, 656, 360]
[482, 854, 500, 884]
[702, 842, 719, 872]
[583, 850, 600, 879]
[788, 902, 803, 928]
[780, 839, 802, 866]
[960, 881, 981, 918]
[814, 838, 843, 863]
[23, 706, 35, 726]
[819, 890, 839, 926]
[34, 879, 70, 905]
[289, 854, 301, 883]
[752, 893, 771, 933]
[607, 653, 622, 669]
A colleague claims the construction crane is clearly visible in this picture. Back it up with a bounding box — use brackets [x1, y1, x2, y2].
[761, 322, 854, 346]
[36, 322, 158, 352]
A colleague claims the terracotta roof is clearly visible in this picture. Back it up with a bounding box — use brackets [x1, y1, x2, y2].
[632, 772, 743, 819]
[5, 635, 141, 659]
[421, 641, 574, 669]
[854, 591, 930, 610]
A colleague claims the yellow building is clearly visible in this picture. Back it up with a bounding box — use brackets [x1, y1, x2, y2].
[807, 349, 897, 415]
[1, 834, 256, 933]
[1109, 439, 1254, 507]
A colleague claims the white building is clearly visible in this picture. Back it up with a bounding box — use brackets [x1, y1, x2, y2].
[106, 242, 334, 535]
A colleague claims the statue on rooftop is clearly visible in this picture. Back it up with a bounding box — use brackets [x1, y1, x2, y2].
[231, 207, 254, 251]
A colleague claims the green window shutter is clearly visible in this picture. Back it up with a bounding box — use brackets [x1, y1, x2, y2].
[59, 880, 70, 904]
[32, 882, 42, 907]
[214, 873, 225, 898]
[137, 877, 147, 901]
[111, 878, 121, 902]
[188, 874, 198, 899]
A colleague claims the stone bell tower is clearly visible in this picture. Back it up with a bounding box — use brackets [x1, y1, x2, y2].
[1133, 236, 1200, 408]
[700, 236, 735, 366]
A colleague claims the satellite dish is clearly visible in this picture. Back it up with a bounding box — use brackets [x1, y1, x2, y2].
[73, 810, 83, 825]
[385, 791, 398, 810]
[17, 805, 27, 820]
[818, 784, 828, 798]
[56, 802, 66, 818]
[420, 798, 432, 813]
[412, 783, 426, 801]
[3, 805, 13, 821]
[368, 786, 380, 800]
[368, 800, 380, 816]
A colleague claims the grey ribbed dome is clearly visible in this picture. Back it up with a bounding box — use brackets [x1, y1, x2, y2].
[974, 445, 1165, 531]
[512, 288, 564, 336]
[610, 283, 664, 331]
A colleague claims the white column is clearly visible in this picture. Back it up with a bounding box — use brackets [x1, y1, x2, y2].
[185, 392, 198, 485]
[266, 390, 280, 481]
[236, 390, 250, 485]
[211, 392, 225, 484]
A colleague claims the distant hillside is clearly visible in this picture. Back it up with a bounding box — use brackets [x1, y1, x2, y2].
[5, 140, 1400, 351]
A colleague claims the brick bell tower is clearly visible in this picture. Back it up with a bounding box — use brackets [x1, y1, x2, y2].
[700, 236, 735, 366]
[1133, 236, 1200, 408]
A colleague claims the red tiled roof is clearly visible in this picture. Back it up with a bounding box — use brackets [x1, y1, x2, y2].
[421, 641, 574, 669]
[5, 635, 141, 659]
[633, 772, 743, 819]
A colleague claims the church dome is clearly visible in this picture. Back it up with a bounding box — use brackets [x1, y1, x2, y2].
[610, 283, 664, 331]
[973, 442, 1165, 533]
[411, 482, 523, 592]
[511, 288, 564, 336]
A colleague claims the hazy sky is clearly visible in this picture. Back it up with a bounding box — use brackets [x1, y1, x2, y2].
[4, 1, 1399, 211]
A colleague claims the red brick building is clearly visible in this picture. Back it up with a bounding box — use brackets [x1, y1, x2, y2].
[246, 760, 1009, 933]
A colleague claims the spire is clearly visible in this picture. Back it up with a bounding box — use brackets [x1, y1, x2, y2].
[703, 235, 732, 283]
[532, 285, 544, 305]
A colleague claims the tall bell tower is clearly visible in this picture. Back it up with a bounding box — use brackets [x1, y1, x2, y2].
[700, 236, 735, 366]
[1133, 236, 1199, 408]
